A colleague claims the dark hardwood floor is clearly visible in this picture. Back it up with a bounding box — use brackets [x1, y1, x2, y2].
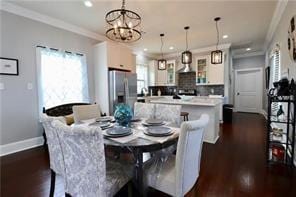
[1, 113, 295, 197]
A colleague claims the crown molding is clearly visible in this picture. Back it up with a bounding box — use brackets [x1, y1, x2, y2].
[264, 0, 288, 50]
[232, 51, 265, 59]
[0, 2, 106, 41]
[162, 43, 231, 59]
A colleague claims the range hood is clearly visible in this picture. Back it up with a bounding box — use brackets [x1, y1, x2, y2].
[177, 64, 194, 73]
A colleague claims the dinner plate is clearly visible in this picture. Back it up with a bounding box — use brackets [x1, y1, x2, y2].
[146, 119, 164, 125]
[104, 130, 133, 138]
[143, 126, 173, 137]
[131, 116, 142, 122]
[96, 116, 113, 122]
[89, 121, 112, 129]
[142, 122, 165, 127]
[106, 126, 132, 136]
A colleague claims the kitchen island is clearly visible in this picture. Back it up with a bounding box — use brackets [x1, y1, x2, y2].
[149, 96, 222, 144]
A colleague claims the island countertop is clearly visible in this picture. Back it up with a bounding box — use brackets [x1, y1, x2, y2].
[149, 96, 222, 107]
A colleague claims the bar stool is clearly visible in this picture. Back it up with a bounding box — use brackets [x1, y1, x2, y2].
[180, 112, 189, 121]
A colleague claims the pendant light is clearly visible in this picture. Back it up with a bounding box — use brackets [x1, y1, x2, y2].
[158, 33, 167, 70]
[181, 26, 192, 64]
[211, 17, 223, 64]
[105, 0, 141, 42]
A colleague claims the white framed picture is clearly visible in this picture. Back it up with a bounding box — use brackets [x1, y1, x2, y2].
[0, 57, 19, 75]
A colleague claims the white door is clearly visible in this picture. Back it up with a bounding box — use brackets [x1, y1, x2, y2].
[235, 68, 262, 113]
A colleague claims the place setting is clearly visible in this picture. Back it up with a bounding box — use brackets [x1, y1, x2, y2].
[142, 118, 166, 127]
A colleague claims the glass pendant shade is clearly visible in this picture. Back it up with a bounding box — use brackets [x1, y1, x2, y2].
[211, 17, 223, 64]
[211, 50, 223, 64]
[158, 59, 167, 70]
[182, 51, 192, 64]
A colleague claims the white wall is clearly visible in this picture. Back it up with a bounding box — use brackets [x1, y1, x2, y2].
[233, 55, 265, 70]
[0, 11, 99, 146]
[266, 0, 296, 166]
[267, 1, 296, 78]
[232, 55, 265, 110]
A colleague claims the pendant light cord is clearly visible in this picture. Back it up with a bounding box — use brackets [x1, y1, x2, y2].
[161, 35, 164, 59]
[122, 0, 126, 9]
[216, 20, 219, 50]
[186, 29, 188, 51]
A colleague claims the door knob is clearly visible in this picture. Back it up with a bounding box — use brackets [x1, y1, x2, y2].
[237, 92, 240, 95]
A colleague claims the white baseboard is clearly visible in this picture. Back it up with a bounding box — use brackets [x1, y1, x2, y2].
[0, 136, 44, 157]
[261, 109, 267, 119]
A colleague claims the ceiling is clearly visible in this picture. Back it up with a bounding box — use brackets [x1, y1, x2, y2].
[7, 0, 277, 56]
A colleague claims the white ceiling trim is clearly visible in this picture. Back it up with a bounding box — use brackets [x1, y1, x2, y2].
[232, 51, 265, 59]
[0, 2, 106, 41]
[264, 0, 288, 50]
[162, 43, 231, 59]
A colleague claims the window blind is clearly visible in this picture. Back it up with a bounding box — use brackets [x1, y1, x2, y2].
[271, 50, 281, 114]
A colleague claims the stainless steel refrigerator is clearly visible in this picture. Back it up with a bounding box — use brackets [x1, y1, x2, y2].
[109, 70, 137, 115]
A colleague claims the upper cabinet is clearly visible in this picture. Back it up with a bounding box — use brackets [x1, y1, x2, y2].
[95, 41, 135, 72]
[148, 60, 176, 86]
[196, 56, 208, 84]
[196, 54, 224, 85]
[166, 60, 176, 85]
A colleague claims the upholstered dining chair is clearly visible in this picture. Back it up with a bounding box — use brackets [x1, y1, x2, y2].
[134, 102, 155, 119]
[40, 114, 67, 197]
[145, 114, 209, 197]
[154, 104, 182, 127]
[72, 104, 101, 123]
[52, 120, 132, 197]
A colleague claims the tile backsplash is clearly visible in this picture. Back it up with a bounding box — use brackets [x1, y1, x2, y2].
[148, 86, 177, 96]
[178, 72, 196, 89]
[196, 85, 224, 96]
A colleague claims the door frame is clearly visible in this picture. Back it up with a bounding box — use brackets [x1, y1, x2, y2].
[234, 67, 263, 113]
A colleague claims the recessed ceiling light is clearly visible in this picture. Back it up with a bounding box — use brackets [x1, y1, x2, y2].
[84, 1, 93, 7]
[246, 48, 251, 51]
[169, 46, 174, 50]
[222, 35, 228, 39]
[143, 48, 148, 51]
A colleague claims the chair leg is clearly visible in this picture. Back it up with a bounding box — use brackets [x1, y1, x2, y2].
[43, 131, 47, 146]
[128, 181, 133, 197]
[49, 169, 56, 197]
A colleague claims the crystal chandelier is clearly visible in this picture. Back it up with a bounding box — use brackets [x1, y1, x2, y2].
[211, 17, 223, 64]
[158, 33, 167, 70]
[105, 0, 141, 42]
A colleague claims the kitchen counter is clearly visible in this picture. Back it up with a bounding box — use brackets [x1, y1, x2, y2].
[149, 96, 222, 106]
[147, 96, 223, 144]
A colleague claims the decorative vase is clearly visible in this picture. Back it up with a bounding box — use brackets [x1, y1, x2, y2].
[114, 104, 133, 127]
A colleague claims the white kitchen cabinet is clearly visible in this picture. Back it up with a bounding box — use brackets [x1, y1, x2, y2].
[166, 60, 176, 85]
[156, 69, 167, 85]
[148, 60, 176, 86]
[148, 60, 156, 86]
[208, 61, 224, 84]
[196, 56, 209, 84]
[196, 54, 224, 85]
[104, 41, 134, 71]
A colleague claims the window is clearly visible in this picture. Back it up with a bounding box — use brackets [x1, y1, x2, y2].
[270, 48, 281, 113]
[136, 64, 148, 94]
[271, 50, 280, 85]
[36, 47, 89, 111]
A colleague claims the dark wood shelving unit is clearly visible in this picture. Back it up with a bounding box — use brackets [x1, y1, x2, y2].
[267, 95, 295, 166]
